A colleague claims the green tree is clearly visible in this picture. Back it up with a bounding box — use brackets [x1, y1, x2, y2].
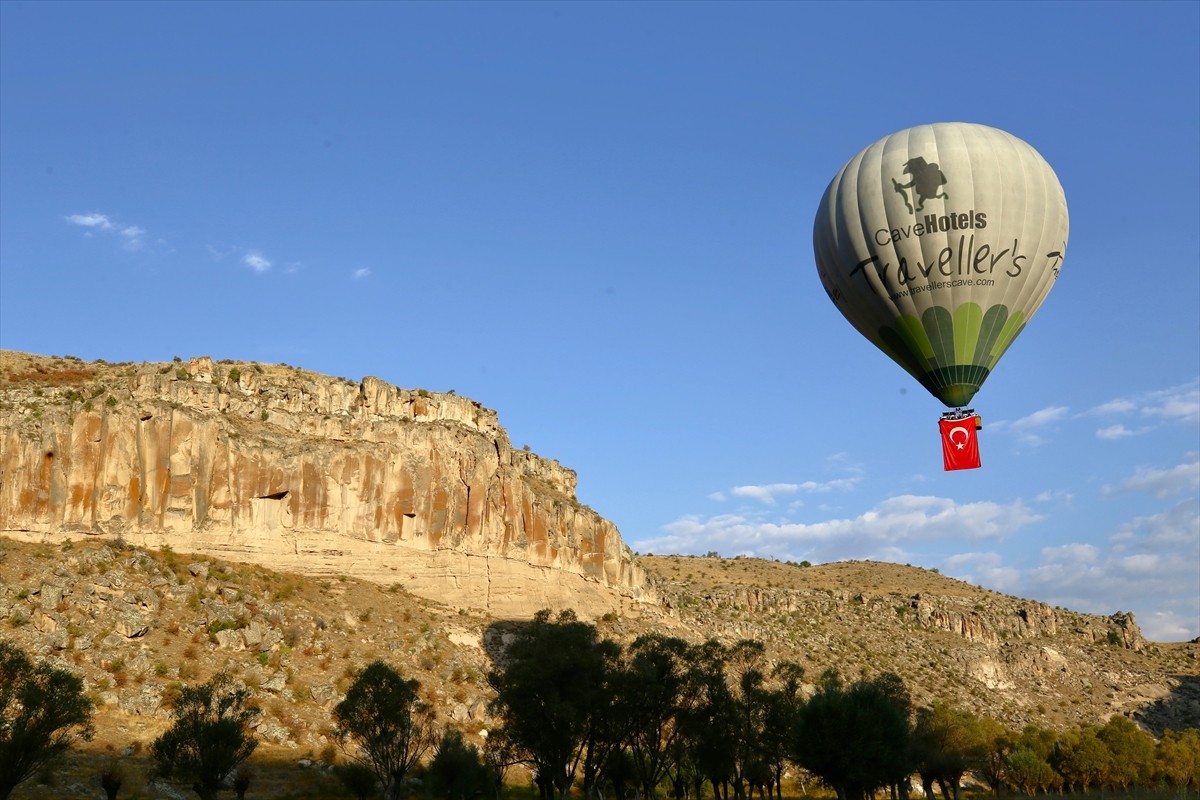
[577, 642, 626, 800]
[677, 640, 739, 800]
[334, 661, 436, 800]
[727, 639, 778, 800]
[1155, 728, 1200, 795]
[428, 729, 489, 800]
[912, 702, 988, 800]
[1053, 727, 1109, 792]
[1096, 715, 1155, 789]
[487, 609, 621, 800]
[0, 641, 95, 800]
[791, 670, 913, 800]
[1014, 724, 1059, 762]
[151, 671, 259, 800]
[618, 634, 697, 800]
[757, 661, 805, 800]
[1005, 748, 1057, 796]
[976, 719, 1016, 796]
[718, 641, 804, 800]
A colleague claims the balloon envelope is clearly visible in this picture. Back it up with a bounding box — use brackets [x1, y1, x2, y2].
[813, 122, 1068, 407]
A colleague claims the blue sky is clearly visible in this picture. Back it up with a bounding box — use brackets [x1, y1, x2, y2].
[2, 1, 1197, 641]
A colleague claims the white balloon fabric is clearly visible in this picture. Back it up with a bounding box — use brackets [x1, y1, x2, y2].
[813, 122, 1068, 408]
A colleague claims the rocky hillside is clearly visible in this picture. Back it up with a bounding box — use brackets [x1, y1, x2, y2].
[0, 351, 1197, 798]
[0, 538, 1196, 799]
[0, 351, 650, 618]
[640, 555, 1198, 735]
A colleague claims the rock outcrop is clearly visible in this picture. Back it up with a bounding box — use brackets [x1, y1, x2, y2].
[639, 556, 1193, 733]
[0, 352, 652, 616]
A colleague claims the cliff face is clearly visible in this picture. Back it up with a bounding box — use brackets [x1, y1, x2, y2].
[0, 352, 651, 616]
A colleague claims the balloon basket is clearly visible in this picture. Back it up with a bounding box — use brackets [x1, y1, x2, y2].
[940, 408, 981, 429]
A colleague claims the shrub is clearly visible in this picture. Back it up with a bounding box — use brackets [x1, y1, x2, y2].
[0, 641, 95, 798]
[428, 729, 490, 800]
[151, 672, 260, 800]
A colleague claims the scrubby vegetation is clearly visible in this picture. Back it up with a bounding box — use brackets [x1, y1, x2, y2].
[3, 613, 1198, 800]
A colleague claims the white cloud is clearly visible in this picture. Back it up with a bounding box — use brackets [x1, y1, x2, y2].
[66, 211, 152, 251]
[1096, 424, 1143, 440]
[1090, 399, 1136, 415]
[948, 497, 1200, 642]
[731, 484, 798, 504]
[1142, 382, 1200, 426]
[994, 405, 1070, 445]
[1111, 496, 1200, 551]
[1088, 380, 1200, 427]
[941, 552, 1021, 592]
[725, 469, 863, 505]
[1107, 453, 1200, 499]
[1012, 406, 1070, 430]
[1039, 543, 1098, 564]
[798, 477, 861, 492]
[243, 251, 272, 273]
[637, 494, 1040, 564]
[1138, 611, 1200, 643]
[66, 212, 113, 230]
[352, 268, 372, 280]
[120, 225, 146, 250]
[1033, 489, 1074, 506]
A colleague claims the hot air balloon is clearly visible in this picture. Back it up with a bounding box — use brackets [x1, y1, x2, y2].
[813, 123, 1068, 412]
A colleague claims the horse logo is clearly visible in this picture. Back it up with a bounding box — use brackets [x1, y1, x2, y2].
[893, 157, 948, 213]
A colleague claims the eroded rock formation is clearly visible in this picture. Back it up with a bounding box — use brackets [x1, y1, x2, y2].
[0, 352, 652, 616]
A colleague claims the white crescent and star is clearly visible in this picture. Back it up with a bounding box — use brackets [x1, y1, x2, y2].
[948, 425, 969, 450]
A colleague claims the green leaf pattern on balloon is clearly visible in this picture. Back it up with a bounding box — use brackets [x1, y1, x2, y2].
[874, 303, 1027, 407]
[923, 307, 955, 370]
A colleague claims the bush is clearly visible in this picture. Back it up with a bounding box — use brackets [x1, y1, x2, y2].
[428, 729, 490, 800]
[0, 641, 95, 799]
[151, 672, 259, 800]
[334, 762, 378, 800]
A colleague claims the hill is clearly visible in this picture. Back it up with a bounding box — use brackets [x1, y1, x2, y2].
[0, 351, 1196, 797]
[2, 541, 1197, 797]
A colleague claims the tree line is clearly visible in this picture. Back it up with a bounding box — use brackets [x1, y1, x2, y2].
[2, 614, 1198, 800]
[483, 610, 1199, 800]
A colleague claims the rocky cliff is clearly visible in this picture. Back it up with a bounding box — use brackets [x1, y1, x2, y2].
[643, 556, 1196, 734]
[0, 351, 651, 616]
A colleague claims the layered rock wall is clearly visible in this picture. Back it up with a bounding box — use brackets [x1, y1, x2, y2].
[0, 353, 651, 616]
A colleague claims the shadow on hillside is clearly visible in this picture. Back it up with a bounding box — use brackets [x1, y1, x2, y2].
[1133, 672, 1200, 736]
[482, 618, 536, 670]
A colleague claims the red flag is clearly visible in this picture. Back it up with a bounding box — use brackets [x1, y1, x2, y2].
[940, 417, 981, 471]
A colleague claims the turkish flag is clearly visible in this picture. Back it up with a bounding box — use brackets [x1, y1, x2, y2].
[940, 417, 981, 471]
